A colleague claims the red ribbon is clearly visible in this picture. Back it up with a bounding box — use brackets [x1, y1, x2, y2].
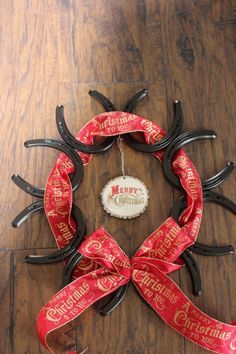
[37, 110, 220, 352]
[37, 226, 236, 354]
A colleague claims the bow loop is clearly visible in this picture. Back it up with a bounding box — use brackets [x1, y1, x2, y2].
[134, 217, 194, 263]
[131, 257, 183, 275]
[79, 227, 131, 279]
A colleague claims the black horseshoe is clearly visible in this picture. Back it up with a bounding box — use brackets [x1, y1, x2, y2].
[56, 105, 117, 153]
[100, 282, 130, 316]
[11, 200, 45, 228]
[181, 250, 201, 296]
[162, 130, 234, 190]
[170, 190, 235, 256]
[202, 161, 235, 190]
[12, 139, 84, 198]
[57, 89, 150, 153]
[89, 88, 148, 115]
[12, 200, 86, 264]
[170, 191, 235, 295]
[123, 88, 148, 113]
[190, 242, 234, 256]
[124, 99, 183, 152]
[89, 89, 117, 112]
[62, 251, 84, 288]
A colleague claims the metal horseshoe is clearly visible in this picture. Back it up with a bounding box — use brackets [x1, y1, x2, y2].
[170, 190, 235, 295]
[12, 139, 84, 198]
[56, 105, 117, 153]
[162, 130, 234, 190]
[124, 99, 183, 152]
[12, 200, 86, 264]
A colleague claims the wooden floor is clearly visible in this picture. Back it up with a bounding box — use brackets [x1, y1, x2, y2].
[0, 1, 236, 353]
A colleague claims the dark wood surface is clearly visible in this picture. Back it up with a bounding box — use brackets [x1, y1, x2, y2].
[0, 1, 236, 353]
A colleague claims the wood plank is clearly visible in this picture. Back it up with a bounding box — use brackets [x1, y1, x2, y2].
[159, 1, 236, 352]
[0, 251, 11, 354]
[71, 0, 163, 82]
[12, 249, 77, 354]
[159, 0, 236, 180]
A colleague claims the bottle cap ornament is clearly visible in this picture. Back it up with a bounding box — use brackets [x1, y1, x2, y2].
[101, 175, 149, 219]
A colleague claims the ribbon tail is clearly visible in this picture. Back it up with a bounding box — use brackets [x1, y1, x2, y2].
[37, 268, 128, 353]
[132, 267, 236, 354]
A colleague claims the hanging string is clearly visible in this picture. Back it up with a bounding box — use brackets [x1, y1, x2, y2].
[117, 136, 126, 178]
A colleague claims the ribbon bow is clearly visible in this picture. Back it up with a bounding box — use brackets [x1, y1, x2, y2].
[37, 222, 236, 354]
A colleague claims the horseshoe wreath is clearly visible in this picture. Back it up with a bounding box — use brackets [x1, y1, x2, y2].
[12, 89, 236, 354]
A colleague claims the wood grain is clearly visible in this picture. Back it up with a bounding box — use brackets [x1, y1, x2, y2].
[160, 0, 236, 353]
[0, 252, 11, 354]
[0, 0, 235, 353]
